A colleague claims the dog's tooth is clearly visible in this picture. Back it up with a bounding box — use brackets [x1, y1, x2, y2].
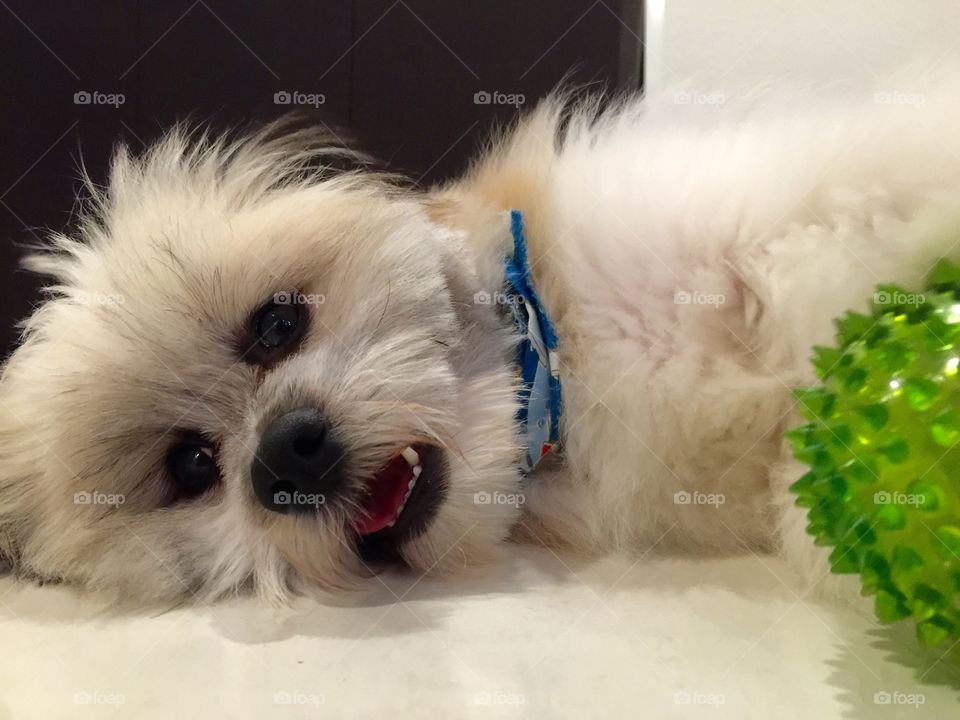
[400, 446, 420, 467]
[412, 465, 422, 478]
[393, 469, 422, 522]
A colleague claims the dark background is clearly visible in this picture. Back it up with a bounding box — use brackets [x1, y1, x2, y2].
[0, 0, 643, 357]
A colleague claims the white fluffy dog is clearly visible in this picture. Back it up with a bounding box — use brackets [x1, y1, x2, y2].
[3, 74, 960, 604]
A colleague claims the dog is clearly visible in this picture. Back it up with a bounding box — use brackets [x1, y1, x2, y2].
[3, 74, 960, 604]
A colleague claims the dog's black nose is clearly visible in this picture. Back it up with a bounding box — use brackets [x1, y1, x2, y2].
[251, 407, 345, 514]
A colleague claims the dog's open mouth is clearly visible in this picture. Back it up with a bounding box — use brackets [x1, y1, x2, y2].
[355, 444, 447, 562]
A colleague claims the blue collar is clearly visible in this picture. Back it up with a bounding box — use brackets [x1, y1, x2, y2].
[503, 210, 563, 473]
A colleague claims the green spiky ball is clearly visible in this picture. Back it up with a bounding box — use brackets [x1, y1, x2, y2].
[789, 259, 960, 649]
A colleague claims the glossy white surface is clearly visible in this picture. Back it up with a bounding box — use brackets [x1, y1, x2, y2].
[1, 546, 956, 719]
[644, 0, 960, 96]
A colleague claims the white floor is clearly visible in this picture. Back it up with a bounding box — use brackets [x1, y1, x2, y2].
[0, 546, 956, 719]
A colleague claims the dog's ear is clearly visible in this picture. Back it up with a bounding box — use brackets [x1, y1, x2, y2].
[0, 368, 45, 578]
[0, 463, 25, 576]
[423, 193, 467, 231]
[0, 543, 13, 574]
[0, 442, 25, 576]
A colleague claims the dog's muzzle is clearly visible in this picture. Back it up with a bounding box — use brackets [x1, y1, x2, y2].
[250, 407, 345, 514]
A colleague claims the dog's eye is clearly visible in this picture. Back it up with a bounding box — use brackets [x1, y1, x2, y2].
[252, 300, 302, 351]
[168, 443, 218, 498]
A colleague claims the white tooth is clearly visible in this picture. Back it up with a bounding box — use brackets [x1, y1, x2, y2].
[386, 520, 395, 527]
[413, 465, 422, 478]
[394, 469, 422, 521]
[401, 446, 420, 467]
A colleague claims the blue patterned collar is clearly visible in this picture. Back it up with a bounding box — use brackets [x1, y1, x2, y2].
[503, 210, 562, 473]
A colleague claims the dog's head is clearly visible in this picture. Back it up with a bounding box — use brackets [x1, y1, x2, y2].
[0, 123, 523, 602]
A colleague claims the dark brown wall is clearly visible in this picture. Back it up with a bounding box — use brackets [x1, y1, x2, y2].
[0, 0, 642, 357]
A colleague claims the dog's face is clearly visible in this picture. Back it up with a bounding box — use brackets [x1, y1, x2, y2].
[0, 126, 522, 602]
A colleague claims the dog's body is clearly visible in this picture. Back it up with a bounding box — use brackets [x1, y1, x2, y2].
[449, 82, 960, 590]
[3, 75, 960, 603]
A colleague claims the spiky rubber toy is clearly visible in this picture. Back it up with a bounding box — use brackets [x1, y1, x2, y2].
[789, 259, 960, 648]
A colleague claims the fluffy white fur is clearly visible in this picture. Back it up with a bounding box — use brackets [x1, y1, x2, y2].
[4, 71, 960, 604]
[446, 73, 960, 598]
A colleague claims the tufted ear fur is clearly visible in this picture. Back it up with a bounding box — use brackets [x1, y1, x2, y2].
[0, 306, 73, 576]
[0, 403, 37, 579]
[0, 349, 46, 579]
